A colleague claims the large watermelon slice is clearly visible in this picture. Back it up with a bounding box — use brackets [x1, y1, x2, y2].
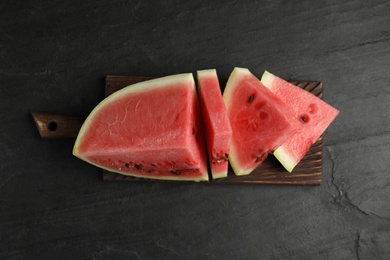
[261, 71, 339, 172]
[197, 69, 232, 179]
[73, 73, 209, 182]
[223, 68, 299, 176]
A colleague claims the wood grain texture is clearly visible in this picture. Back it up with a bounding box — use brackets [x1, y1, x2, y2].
[102, 76, 324, 185]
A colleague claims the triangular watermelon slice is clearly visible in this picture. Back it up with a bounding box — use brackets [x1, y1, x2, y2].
[223, 68, 299, 176]
[73, 73, 209, 181]
[197, 69, 232, 179]
[261, 71, 339, 172]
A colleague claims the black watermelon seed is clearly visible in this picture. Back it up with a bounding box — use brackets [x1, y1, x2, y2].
[300, 114, 310, 123]
[170, 170, 181, 175]
[248, 94, 255, 103]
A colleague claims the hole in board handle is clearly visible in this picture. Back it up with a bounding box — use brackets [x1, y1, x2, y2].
[47, 121, 58, 131]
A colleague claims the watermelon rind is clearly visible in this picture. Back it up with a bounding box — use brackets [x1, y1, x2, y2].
[260, 71, 274, 90]
[273, 146, 295, 173]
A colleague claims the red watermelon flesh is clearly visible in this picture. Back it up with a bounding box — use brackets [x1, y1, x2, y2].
[223, 68, 299, 176]
[197, 69, 232, 179]
[261, 71, 339, 172]
[73, 73, 209, 181]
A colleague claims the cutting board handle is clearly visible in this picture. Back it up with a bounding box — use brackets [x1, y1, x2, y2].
[31, 111, 83, 139]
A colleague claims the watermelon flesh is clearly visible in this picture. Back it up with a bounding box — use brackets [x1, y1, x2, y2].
[261, 71, 339, 172]
[223, 68, 299, 176]
[197, 69, 232, 179]
[73, 73, 209, 181]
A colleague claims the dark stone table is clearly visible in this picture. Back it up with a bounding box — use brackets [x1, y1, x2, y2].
[1, 0, 389, 259]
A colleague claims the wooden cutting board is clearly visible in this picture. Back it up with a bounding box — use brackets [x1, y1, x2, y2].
[32, 75, 324, 185]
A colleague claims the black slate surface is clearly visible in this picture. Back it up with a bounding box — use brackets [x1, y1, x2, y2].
[1, 0, 390, 259]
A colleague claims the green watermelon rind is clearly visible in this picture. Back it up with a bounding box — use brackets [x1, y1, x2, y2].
[273, 146, 296, 173]
[73, 73, 209, 182]
[260, 71, 275, 91]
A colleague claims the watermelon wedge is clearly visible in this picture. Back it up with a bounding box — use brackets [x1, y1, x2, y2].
[73, 73, 209, 182]
[223, 68, 299, 176]
[261, 71, 339, 172]
[197, 69, 232, 179]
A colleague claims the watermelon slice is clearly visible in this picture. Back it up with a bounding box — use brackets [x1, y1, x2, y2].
[223, 68, 299, 176]
[73, 73, 209, 182]
[197, 69, 232, 179]
[261, 71, 339, 172]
